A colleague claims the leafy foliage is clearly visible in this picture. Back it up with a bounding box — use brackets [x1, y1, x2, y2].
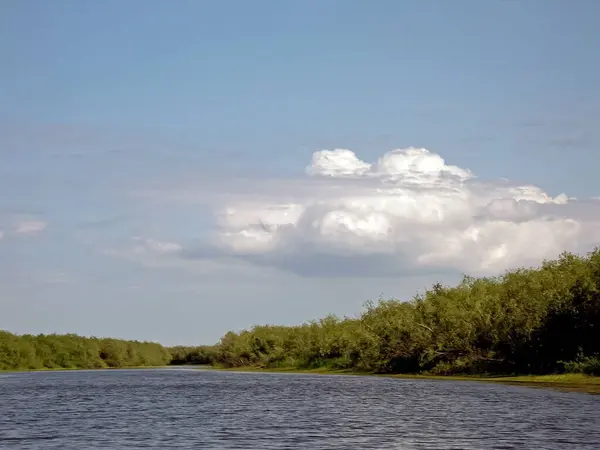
[167, 345, 215, 365]
[0, 332, 171, 370]
[209, 249, 600, 376]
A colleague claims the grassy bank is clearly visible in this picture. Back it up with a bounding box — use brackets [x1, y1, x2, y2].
[213, 365, 600, 395]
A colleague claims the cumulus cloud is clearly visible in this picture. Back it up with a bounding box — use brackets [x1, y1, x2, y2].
[191, 147, 600, 277]
[14, 220, 47, 235]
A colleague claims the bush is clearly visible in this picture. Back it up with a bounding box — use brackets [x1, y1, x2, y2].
[563, 357, 600, 376]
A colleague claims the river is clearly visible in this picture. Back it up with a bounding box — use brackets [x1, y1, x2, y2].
[0, 369, 598, 449]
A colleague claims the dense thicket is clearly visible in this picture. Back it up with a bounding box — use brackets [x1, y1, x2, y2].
[0, 332, 171, 370]
[209, 250, 600, 376]
[167, 345, 215, 365]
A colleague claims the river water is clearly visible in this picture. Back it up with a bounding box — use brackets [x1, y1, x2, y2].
[0, 369, 598, 449]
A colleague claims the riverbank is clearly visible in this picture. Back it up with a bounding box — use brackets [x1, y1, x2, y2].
[213, 366, 600, 395]
[0, 365, 176, 373]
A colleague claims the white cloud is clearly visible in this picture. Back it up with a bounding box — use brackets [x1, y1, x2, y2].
[308, 147, 473, 182]
[307, 148, 372, 177]
[14, 220, 47, 235]
[199, 147, 600, 276]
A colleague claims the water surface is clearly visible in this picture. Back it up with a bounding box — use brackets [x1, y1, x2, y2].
[1, 369, 598, 449]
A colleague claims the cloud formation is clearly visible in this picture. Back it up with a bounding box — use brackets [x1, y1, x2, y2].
[14, 220, 47, 235]
[197, 147, 600, 277]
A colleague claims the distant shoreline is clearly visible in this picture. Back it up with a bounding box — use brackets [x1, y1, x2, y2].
[0, 365, 206, 373]
[3, 364, 598, 394]
[0, 365, 170, 373]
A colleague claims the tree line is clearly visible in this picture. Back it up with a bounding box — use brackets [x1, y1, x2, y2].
[207, 249, 600, 376]
[0, 332, 172, 370]
[2, 249, 600, 375]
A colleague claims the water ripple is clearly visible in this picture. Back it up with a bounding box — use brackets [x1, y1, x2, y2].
[0, 370, 598, 449]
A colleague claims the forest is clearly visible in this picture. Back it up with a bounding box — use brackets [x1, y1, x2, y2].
[2, 249, 600, 375]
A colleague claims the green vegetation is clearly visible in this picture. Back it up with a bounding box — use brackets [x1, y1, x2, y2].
[207, 249, 600, 378]
[0, 332, 171, 370]
[167, 345, 215, 365]
[3, 249, 600, 387]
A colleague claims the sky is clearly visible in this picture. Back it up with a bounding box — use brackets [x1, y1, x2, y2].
[1, 0, 599, 345]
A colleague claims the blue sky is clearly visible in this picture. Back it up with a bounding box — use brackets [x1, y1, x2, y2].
[1, 0, 599, 345]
